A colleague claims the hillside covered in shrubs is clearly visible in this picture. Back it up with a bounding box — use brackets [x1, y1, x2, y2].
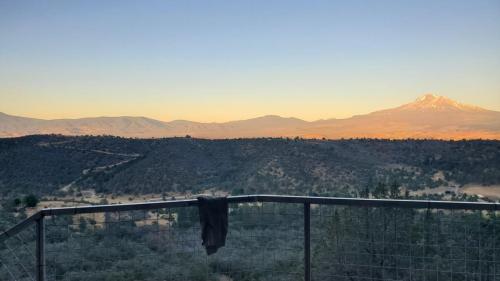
[0, 135, 499, 198]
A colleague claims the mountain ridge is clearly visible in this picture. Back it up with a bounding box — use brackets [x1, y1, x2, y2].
[1, 94, 499, 139]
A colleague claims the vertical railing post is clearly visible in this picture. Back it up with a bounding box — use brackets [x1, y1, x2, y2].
[36, 216, 45, 281]
[304, 203, 311, 281]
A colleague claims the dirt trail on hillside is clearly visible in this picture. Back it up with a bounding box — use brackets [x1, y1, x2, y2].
[38, 140, 142, 192]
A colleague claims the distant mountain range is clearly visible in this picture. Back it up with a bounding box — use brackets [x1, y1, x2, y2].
[1, 94, 500, 139]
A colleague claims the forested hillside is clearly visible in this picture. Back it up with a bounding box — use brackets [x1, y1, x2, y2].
[1, 135, 500, 281]
[0, 135, 499, 198]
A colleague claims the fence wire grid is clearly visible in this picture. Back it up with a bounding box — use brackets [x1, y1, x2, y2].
[1, 200, 499, 281]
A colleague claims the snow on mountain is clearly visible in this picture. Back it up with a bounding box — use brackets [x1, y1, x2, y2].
[1, 94, 499, 139]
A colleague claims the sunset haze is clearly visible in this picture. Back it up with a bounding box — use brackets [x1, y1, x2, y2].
[1, 0, 500, 123]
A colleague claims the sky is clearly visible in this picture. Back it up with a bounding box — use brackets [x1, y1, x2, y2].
[1, 0, 499, 122]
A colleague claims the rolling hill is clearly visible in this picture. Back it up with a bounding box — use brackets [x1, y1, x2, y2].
[1, 135, 499, 196]
[1, 94, 499, 139]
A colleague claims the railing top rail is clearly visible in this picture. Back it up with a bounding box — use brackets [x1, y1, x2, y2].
[1, 194, 498, 243]
[257, 194, 499, 210]
[0, 210, 42, 243]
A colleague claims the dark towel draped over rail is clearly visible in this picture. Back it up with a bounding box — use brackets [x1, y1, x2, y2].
[197, 197, 228, 255]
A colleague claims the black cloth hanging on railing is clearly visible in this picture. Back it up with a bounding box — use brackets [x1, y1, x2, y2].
[197, 197, 228, 255]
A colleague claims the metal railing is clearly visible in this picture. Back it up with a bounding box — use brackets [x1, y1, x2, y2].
[1, 195, 499, 281]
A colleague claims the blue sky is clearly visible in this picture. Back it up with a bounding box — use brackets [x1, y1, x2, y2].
[1, 0, 499, 121]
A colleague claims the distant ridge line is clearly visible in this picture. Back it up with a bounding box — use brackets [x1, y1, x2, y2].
[1, 94, 499, 139]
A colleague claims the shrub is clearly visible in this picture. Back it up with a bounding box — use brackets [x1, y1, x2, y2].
[23, 194, 39, 207]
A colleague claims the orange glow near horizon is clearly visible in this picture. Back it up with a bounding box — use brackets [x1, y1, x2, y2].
[1, 1, 500, 122]
[1, 92, 499, 123]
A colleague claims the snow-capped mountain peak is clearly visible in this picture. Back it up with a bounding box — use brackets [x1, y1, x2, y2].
[398, 94, 485, 112]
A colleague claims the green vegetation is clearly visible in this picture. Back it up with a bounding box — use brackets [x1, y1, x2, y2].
[23, 194, 39, 207]
[0, 135, 499, 198]
[1, 201, 497, 280]
[13, 198, 21, 206]
[1, 135, 499, 280]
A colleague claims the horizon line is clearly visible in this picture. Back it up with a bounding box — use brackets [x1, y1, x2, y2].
[1, 94, 496, 124]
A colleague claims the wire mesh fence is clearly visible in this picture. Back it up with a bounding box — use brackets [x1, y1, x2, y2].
[2, 202, 304, 281]
[311, 205, 500, 281]
[0, 223, 36, 281]
[1, 198, 499, 281]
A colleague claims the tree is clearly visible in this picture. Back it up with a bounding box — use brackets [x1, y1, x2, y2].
[23, 194, 39, 207]
[373, 182, 387, 199]
[404, 189, 410, 199]
[389, 181, 401, 199]
[361, 177, 374, 198]
[79, 216, 87, 232]
[360, 186, 370, 198]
